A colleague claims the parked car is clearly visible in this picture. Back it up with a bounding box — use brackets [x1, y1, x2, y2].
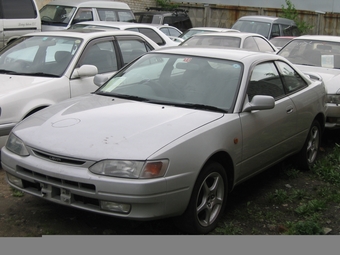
[0, 29, 159, 142]
[174, 27, 239, 43]
[277, 35, 340, 129]
[270, 36, 295, 49]
[0, 0, 41, 49]
[40, 0, 135, 31]
[1, 47, 326, 234]
[179, 32, 278, 53]
[71, 21, 180, 47]
[232, 16, 300, 39]
[134, 7, 192, 32]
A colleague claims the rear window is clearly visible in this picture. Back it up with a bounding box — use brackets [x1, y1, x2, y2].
[1, 0, 37, 19]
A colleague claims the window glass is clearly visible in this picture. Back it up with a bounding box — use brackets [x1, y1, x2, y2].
[73, 8, 93, 24]
[2, 0, 37, 19]
[243, 37, 260, 51]
[97, 8, 118, 21]
[248, 62, 285, 100]
[271, 24, 280, 38]
[276, 61, 307, 93]
[137, 28, 164, 46]
[254, 37, 275, 52]
[168, 28, 182, 37]
[79, 41, 117, 74]
[40, 5, 76, 25]
[117, 39, 148, 65]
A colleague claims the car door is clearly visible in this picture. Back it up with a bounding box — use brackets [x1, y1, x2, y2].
[70, 37, 118, 97]
[237, 61, 298, 180]
[0, 18, 3, 49]
[69, 35, 154, 97]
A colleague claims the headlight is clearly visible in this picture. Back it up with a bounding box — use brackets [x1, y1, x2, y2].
[327, 94, 340, 105]
[89, 159, 169, 179]
[6, 133, 29, 156]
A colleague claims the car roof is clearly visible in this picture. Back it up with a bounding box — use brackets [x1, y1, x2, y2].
[186, 27, 237, 31]
[22, 29, 160, 48]
[45, 0, 130, 9]
[76, 21, 175, 30]
[292, 35, 340, 42]
[236, 15, 296, 25]
[152, 46, 282, 62]
[189, 32, 267, 39]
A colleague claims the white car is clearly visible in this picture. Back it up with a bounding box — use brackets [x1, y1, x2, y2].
[1, 47, 326, 234]
[173, 27, 240, 43]
[0, 29, 159, 143]
[179, 32, 278, 53]
[71, 21, 181, 47]
[278, 35, 340, 129]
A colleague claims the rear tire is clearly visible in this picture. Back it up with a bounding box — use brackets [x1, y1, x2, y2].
[174, 161, 228, 234]
[296, 120, 321, 170]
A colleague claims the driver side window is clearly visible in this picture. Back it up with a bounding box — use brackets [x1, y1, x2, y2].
[247, 62, 285, 101]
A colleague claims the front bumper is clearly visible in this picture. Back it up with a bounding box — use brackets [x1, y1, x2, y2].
[1, 146, 192, 220]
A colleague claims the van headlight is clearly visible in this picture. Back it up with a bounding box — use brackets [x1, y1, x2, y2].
[89, 159, 169, 179]
[6, 133, 29, 156]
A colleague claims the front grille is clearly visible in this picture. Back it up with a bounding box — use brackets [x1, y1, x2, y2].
[17, 166, 96, 192]
[32, 149, 86, 165]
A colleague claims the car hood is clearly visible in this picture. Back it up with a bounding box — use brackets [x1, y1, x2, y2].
[14, 94, 224, 160]
[0, 74, 55, 97]
[296, 65, 340, 94]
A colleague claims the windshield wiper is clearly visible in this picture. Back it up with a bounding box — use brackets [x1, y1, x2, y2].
[182, 103, 228, 113]
[151, 100, 228, 113]
[0, 70, 59, 77]
[96, 92, 150, 102]
[23, 72, 60, 77]
[0, 69, 19, 75]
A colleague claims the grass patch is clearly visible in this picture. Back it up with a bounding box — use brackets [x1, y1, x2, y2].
[11, 187, 24, 197]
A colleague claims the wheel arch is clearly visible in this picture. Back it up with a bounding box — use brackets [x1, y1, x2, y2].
[207, 151, 235, 192]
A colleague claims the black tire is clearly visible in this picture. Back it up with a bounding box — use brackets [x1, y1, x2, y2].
[174, 161, 228, 234]
[296, 120, 321, 170]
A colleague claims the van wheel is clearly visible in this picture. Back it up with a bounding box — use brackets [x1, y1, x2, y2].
[174, 161, 228, 234]
[296, 120, 321, 170]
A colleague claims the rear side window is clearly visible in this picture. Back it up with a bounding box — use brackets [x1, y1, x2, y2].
[282, 24, 300, 36]
[126, 28, 165, 46]
[1, 0, 37, 19]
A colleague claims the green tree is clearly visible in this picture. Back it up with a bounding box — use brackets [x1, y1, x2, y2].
[155, 0, 179, 9]
[280, 0, 313, 34]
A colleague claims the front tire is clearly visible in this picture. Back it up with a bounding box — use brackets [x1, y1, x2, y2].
[296, 120, 321, 170]
[174, 161, 228, 234]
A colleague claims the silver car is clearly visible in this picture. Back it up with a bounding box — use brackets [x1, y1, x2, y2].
[278, 35, 340, 129]
[1, 47, 327, 234]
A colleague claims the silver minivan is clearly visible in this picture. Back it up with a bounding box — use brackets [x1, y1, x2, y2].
[0, 0, 41, 48]
[232, 15, 300, 39]
[40, 0, 135, 31]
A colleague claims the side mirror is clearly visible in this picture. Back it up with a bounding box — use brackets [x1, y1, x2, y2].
[243, 95, 275, 112]
[71, 65, 98, 79]
[94, 73, 115, 87]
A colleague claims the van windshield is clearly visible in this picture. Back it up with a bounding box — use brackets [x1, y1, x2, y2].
[232, 20, 271, 38]
[40, 5, 76, 26]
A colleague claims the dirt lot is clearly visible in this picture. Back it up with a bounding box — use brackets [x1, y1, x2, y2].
[1, 129, 340, 236]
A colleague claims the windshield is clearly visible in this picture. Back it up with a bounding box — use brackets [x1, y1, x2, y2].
[96, 53, 243, 112]
[181, 35, 241, 48]
[232, 20, 270, 38]
[40, 5, 76, 26]
[278, 39, 340, 68]
[0, 36, 82, 77]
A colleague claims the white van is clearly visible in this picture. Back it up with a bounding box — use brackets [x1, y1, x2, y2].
[0, 0, 41, 48]
[40, 0, 135, 31]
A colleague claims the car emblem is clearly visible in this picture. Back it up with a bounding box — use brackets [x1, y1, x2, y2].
[48, 156, 62, 162]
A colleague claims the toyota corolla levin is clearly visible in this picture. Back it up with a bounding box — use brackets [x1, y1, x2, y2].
[1, 47, 327, 234]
